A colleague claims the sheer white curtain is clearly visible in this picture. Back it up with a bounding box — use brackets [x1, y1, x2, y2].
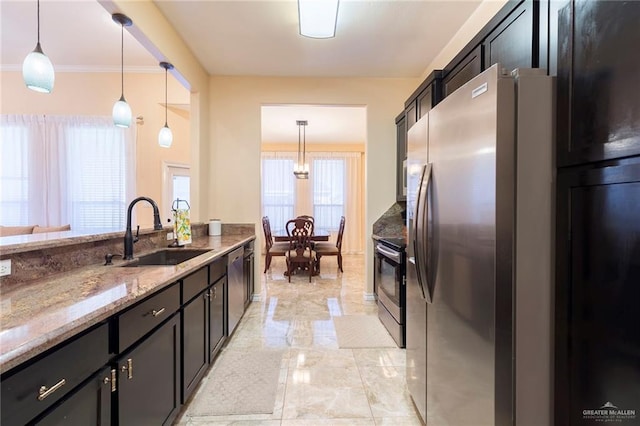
[261, 152, 296, 235]
[261, 150, 363, 254]
[0, 114, 136, 230]
[309, 152, 363, 254]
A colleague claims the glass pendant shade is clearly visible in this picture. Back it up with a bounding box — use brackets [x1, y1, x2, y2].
[23, 46, 55, 93]
[158, 61, 174, 148]
[112, 95, 132, 128]
[23, 0, 55, 94]
[158, 125, 173, 148]
[112, 13, 132, 128]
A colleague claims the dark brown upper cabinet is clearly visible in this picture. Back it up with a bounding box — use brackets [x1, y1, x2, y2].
[483, 0, 536, 73]
[443, 45, 483, 98]
[396, 112, 407, 202]
[557, 0, 640, 166]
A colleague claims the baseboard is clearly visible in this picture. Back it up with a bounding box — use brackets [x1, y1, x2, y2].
[363, 292, 377, 302]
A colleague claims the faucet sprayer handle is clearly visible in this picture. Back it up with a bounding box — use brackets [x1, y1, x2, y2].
[134, 225, 140, 243]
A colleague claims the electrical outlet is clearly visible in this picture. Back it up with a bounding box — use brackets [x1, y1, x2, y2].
[167, 232, 174, 240]
[0, 259, 11, 277]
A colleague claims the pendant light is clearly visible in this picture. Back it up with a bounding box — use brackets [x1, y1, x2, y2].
[23, 0, 55, 93]
[112, 13, 133, 128]
[158, 62, 174, 148]
[293, 120, 309, 179]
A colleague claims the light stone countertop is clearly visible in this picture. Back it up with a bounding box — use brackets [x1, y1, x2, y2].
[0, 232, 255, 374]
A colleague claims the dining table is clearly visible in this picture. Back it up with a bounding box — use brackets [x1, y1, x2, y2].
[273, 229, 330, 242]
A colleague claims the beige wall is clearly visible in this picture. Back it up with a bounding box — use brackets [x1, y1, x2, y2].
[104, 0, 211, 225]
[208, 76, 418, 295]
[0, 71, 190, 228]
[420, 0, 510, 78]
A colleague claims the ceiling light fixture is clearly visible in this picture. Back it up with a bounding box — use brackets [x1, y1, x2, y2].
[158, 61, 174, 148]
[112, 13, 133, 128]
[294, 120, 309, 179]
[298, 0, 339, 39]
[23, 0, 55, 93]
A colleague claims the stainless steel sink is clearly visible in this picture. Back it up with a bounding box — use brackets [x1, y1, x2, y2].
[122, 249, 211, 267]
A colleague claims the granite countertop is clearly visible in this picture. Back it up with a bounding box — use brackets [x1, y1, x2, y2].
[0, 232, 254, 374]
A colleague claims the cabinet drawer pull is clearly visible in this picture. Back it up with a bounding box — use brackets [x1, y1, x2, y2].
[103, 369, 117, 392]
[38, 378, 66, 401]
[151, 307, 166, 317]
[121, 358, 133, 379]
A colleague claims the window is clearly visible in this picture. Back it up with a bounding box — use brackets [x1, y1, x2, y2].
[0, 115, 135, 231]
[0, 122, 30, 225]
[66, 125, 129, 230]
[312, 158, 345, 231]
[163, 163, 191, 221]
[261, 155, 295, 234]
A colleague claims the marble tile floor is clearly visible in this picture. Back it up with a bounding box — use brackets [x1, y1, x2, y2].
[176, 254, 423, 426]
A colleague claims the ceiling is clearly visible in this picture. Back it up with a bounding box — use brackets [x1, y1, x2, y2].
[1, 0, 484, 143]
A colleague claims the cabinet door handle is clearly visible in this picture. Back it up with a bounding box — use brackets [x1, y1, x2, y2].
[151, 307, 166, 317]
[103, 369, 117, 392]
[121, 358, 133, 379]
[212, 287, 217, 299]
[38, 378, 66, 401]
[203, 291, 211, 300]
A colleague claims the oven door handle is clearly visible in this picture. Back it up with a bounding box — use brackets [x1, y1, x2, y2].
[376, 244, 401, 263]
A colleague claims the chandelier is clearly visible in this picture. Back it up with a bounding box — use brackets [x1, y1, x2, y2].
[294, 120, 309, 179]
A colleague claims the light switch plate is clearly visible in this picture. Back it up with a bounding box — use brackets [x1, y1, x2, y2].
[0, 259, 11, 277]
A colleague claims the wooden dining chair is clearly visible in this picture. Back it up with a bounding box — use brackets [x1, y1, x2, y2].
[285, 217, 315, 282]
[314, 216, 345, 273]
[262, 216, 289, 273]
[297, 215, 314, 234]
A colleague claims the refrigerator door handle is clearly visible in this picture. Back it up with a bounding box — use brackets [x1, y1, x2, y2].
[418, 164, 433, 303]
[412, 165, 427, 301]
[424, 163, 435, 303]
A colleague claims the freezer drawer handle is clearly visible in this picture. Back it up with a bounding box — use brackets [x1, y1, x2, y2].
[38, 378, 66, 401]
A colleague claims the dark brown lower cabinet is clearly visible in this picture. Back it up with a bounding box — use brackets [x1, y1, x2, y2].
[35, 366, 113, 425]
[117, 314, 181, 426]
[209, 276, 226, 362]
[182, 289, 209, 402]
[555, 157, 640, 425]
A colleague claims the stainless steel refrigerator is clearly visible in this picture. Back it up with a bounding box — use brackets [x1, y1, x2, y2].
[406, 64, 555, 426]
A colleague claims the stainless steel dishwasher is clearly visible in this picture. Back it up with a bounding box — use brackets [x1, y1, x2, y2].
[227, 247, 245, 335]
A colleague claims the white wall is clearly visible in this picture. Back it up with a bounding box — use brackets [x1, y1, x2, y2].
[208, 76, 418, 295]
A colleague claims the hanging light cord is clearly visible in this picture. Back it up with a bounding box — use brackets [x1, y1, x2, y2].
[36, 0, 41, 44]
[297, 123, 302, 167]
[302, 123, 306, 166]
[164, 66, 168, 126]
[120, 23, 124, 98]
